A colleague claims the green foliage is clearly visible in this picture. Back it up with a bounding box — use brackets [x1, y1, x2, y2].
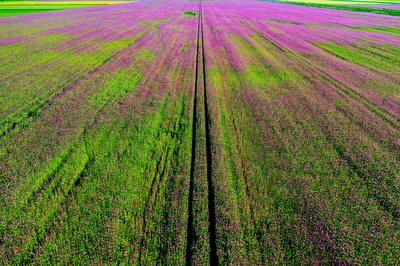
[184, 11, 196, 16]
[0, 4, 94, 16]
[281, 2, 400, 16]
[317, 42, 400, 90]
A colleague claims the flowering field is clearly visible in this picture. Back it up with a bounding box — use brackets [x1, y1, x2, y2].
[0, 0, 399, 264]
[0, 1, 123, 16]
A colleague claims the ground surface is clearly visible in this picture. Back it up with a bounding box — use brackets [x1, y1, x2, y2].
[0, 0, 399, 264]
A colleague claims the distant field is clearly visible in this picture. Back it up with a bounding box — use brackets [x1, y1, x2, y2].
[281, 0, 400, 4]
[278, 0, 400, 16]
[0, 1, 125, 16]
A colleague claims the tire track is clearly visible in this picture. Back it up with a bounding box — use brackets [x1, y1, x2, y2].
[200, 3, 218, 264]
[185, 2, 201, 263]
[186, 1, 218, 265]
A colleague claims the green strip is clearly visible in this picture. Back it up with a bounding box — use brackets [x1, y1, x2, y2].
[281, 2, 400, 16]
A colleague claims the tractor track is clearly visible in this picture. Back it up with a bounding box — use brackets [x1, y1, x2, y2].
[186, 1, 218, 265]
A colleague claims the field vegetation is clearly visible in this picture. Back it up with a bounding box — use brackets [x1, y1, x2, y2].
[0, 0, 399, 264]
[0, 1, 124, 16]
